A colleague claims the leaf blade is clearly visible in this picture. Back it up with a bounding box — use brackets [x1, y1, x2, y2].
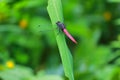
[47, 0, 74, 80]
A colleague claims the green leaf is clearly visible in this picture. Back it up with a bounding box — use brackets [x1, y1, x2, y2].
[47, 0, 74, 80]
[115, 18, 120, 25]
[0, 65, 33, 80]
[36, 70, 64, 80]
[107, 0, 120, 2]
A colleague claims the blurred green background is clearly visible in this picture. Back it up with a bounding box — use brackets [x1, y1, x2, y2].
[0, 0, 120, 80]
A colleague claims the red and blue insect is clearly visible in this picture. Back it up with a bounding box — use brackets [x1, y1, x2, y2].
[56, 21, 77, 44]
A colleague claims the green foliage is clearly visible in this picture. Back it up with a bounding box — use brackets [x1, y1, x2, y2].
[108, 0, 120, 2]
[0, 65, 63, 80]
[0, 0, 120, 80]
[115, 19, 120, 25]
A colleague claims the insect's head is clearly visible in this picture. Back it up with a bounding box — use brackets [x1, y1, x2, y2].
[56, 21, 61, 25]
[56, 21, 66, 30]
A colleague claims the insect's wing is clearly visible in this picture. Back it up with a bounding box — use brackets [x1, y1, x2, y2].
[38, 24, 53, 31]
[29, 24, 57, 33]
[38, 24, 58, 33]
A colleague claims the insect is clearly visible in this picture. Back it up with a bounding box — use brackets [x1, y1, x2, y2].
[37, 21, 77, 44]
[56, 21, 77, 44]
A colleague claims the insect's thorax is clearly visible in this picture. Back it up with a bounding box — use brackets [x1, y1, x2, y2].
[56, 21, 66, 31]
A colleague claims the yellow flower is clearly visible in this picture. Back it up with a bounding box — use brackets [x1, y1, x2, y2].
[19, 19, 28, 29]
[103, 11, 112, 21]
[0, 13, 7, 23]
[6, 60, 15, 69]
